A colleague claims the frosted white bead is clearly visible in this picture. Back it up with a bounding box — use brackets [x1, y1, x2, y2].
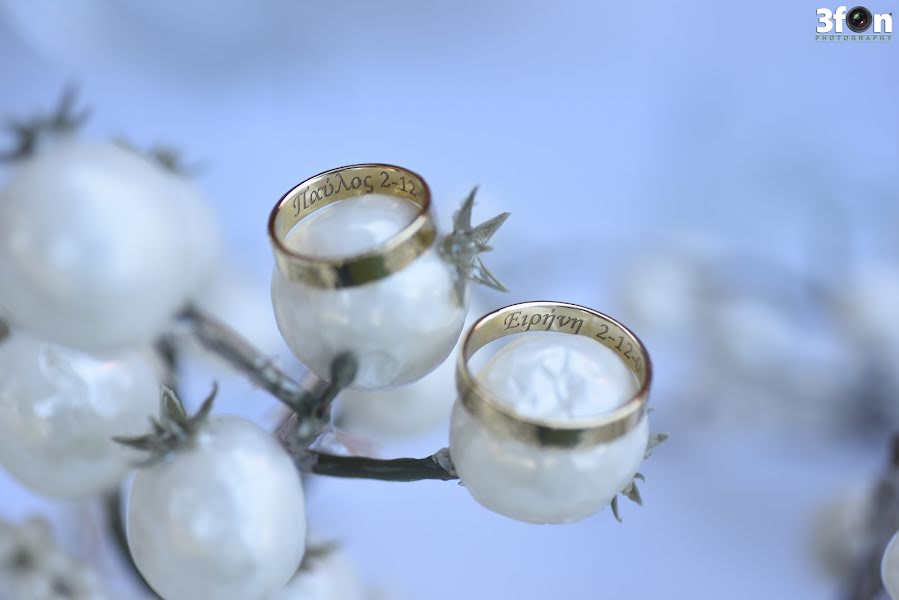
[0, 141, 197, 350]
[166, 169, 222, 295]
[271, 194, 466, 389]
[127, 416, 306, 600]
[337, 306, 482, 437]
[0, 332, 159, 498]
[450, 332, 648, 523]
[269, 548, 365, 600]
[884, 529, 899, 599]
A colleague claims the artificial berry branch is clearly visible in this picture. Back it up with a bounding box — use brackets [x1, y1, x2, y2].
[843, 433, 899, 600]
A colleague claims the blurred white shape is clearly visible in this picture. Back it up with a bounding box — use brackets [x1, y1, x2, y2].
[0, 331, 159, 498]
[336, 302, 483, 439]
[191, 261, 287, 360]
[809, 484, 871, 578]
[617, 244, 712, 338]
[0, 140, 203, 351]
[840, 262, 899, 379]
[0, 516, 110, 600]
[884, 529, 899, 599]
[269, 546, 365, 600]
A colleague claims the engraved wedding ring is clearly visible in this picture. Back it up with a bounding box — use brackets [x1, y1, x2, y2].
[456, 301, 652, 448]
[268, 164, 436, 288]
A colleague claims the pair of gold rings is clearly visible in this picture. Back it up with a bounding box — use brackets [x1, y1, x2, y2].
[269, 164, 652, 449]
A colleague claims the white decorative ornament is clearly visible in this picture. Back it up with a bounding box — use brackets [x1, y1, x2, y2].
[450, 306, 651, 524]
[271, 193, 466, 390]
[884, 529, 899, 599]
[269, 546, 365, 600]
[0, 140, 200, 350]
[0, 331, 159, 498]
[337, 304, 484, 437]
[126, 415, 306, 600]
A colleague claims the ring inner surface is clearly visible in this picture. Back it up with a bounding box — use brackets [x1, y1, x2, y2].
[269, 164, 434, 288]
[459, 302, 651, 447]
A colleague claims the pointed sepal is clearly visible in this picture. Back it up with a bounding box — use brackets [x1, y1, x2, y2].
[440, 186, 510, 302]
[1, 84, 89, 162]
[112, 384, 218, 467]
[645, 432, 669, 459]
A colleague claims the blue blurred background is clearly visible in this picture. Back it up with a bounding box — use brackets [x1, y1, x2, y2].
[0, 1, 897, 598]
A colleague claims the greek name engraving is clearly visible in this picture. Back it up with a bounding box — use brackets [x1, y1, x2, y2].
[502, 310, 584, 335]
[293, 169, 420, 218]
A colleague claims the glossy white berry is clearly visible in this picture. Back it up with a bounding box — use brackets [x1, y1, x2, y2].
[0, 331, 159, 498]
[272, 194, 467, 389]
[127, 415, 306, 600]
[450, 332, 648, 523]
[884, 529, 899, 599]
[337, 306, 482, 437]
[0, 140, 204, 351]
[269, 547, 365, 600]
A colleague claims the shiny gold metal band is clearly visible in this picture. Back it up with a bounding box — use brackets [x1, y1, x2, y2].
[456, 301, 652, 448]
[268, 164, 436, 288]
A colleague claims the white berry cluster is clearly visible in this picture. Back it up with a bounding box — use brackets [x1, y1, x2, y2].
[0, 132, 220, 500]
[0, 96, 662, 600]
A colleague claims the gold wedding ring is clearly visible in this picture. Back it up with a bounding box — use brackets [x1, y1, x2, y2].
[457, 301, 652, 448]
[268, 164, 436, 288]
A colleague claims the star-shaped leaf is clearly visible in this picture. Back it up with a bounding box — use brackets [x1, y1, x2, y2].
[645, 432, 669, 459]
[440, 187, 511, 302]
[610, 430, 670, 523]
[1, 84, 89, 162]
[113, 384, 217, 467]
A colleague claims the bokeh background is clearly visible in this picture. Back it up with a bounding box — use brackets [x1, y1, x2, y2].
[1, 1, 897, 598]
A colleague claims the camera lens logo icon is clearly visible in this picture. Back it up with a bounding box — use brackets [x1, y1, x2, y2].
[846, 6, 874, 31]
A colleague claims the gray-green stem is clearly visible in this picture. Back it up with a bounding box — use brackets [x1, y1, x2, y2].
[302, 448, 459, 482]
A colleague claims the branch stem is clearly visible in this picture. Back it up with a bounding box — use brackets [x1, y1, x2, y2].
[179, 305, 306, 408]
[179, 305, 356, 444]
[304, 448, 458, 482]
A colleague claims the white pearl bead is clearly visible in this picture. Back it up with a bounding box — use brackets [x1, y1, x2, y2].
[0, 141, 197, 351]
[884, 529, 899, 599]
[271, 194, 466, 389]
[127, 416, 306, 600]
[268, 548, 365, 600]
[0, 332, 159, 498]
[337, 306, 482, 437]
[450, 332, 648, 523]
[165, 169, 222, 296]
